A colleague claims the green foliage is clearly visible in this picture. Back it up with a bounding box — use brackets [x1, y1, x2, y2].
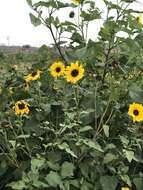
[100, 176, 118, 190]
[133, 178, 143, 190]
[0, 0, 143, 189]
[29, 13, 41, 26]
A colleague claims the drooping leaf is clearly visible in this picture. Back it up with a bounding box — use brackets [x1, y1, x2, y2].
[29, 13, 41, 26]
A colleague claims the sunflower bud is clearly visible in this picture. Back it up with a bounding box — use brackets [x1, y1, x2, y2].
[69, 11, 75, 18]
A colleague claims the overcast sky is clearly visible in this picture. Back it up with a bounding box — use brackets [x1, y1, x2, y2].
[0, 0, 142, 47]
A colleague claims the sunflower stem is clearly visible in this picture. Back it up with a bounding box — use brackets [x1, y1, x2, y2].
[74, 85, 80, 123]
[19, 117, 32, 158]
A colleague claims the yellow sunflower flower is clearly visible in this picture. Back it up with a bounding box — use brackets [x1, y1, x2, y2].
[24, 70, 42, 82]
[23, 83, 29, 91]
[50, 61, 65, 77]
[128, 103, 143, 122]
[137, 14, 143, 25]
[121, 187, 130, 190]
[65, 61, 84, 84]
[14, 100, 30, 115]
[71, 0, 80, 5]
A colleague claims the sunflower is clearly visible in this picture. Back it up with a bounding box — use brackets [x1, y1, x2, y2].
[50, 61, 65, 77]
[14, 100, 30, 115]
[65, 61, 84, 84]
[24, 70, 42, 82]
[121, 187, 130, 190]
[71, 0, 80, 5]
[137, 14, 143, 25]
[128, 103, 143, 122]
[23, 82, 29, 91]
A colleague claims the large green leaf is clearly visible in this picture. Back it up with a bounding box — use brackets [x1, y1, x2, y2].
[133, 178, 143, 190]
[34, 1, 71, 9]
[79, 139, 104, 152]
[29, 13, 41, 26]
[61, 162, 74, 178]
[31, 158, 45, 172]
[103, 153, 117, 164]
[124, 150, 134, 163]
[81, 9, 101, 21]
[7, 181, 25, 190]
[100, 176, 118, 190]
[129, 84, 143, 103]
[46, 171, 62, 187]
[58, 142, 77, 158]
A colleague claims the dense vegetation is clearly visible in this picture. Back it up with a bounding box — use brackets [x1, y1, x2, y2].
[1, 0, 143, 189]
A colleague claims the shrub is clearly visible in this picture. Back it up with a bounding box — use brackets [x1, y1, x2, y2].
[0, 0, 143, 190]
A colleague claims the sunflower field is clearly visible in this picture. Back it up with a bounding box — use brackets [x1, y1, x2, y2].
[1, 0, 143, 189]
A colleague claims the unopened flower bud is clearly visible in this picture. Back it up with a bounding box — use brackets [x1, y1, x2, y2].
[69, 11, 75, 18]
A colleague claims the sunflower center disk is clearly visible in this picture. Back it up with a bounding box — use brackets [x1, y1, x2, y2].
[133, 109, 139, 116]
[18, 103, 25, 110]
[56, 67, 61, 73]
[31, 72, 37, 77]
[71, 69, 79, 77]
